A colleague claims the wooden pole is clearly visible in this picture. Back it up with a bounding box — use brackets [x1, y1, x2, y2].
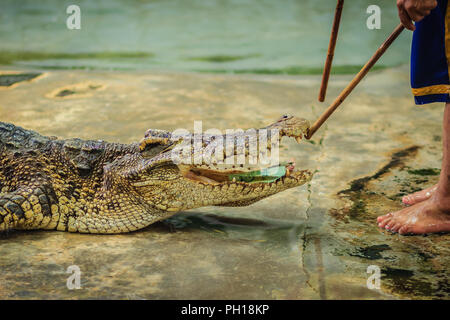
[318, 0, 345, 102]
[306, 23, 405, 140]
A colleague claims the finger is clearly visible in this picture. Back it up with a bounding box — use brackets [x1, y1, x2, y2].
[409, 7, 426, 22]
[398, 6, 415, 30]
[407, 5, 429, 21]
[423, 0, 438, 10]
[413, 13, 426, 22]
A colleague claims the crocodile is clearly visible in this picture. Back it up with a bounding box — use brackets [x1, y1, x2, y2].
[0, 115, 312, 234]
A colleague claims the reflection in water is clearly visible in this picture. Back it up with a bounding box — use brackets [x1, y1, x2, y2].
[314, 238, 326, 300]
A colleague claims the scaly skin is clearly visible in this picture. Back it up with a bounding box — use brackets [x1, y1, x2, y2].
[0, 115, 312, 234]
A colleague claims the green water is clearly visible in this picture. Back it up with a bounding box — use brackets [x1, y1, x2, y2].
[0, 0, 412, 73]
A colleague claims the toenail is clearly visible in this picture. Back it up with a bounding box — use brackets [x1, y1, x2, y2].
[426, 192, 431, 197]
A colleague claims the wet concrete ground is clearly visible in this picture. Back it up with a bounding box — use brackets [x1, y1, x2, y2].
[0, 67, 448, 299]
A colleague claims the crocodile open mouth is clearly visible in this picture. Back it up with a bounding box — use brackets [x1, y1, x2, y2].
[179, 161, 298, 185]
[138, 114, 313, 188]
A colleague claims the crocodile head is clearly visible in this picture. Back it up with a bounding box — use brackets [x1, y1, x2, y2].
[105, 115, 313, 214]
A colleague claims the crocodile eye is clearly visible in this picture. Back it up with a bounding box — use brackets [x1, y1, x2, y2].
[141, 144, 166, 159]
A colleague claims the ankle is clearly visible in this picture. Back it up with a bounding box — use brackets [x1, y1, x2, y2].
[432, 190, 450, 212]
[436, 183, 450, 197]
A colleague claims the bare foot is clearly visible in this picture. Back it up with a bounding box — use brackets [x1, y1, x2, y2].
[377, 195, 450, 235]
[402, 185, 437, 206]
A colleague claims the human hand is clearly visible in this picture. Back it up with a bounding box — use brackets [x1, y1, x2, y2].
[397, 0, 438, 30]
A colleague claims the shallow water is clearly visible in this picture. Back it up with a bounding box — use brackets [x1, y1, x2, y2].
[0, 0, 411, 72]
[0, 66, 448, 299]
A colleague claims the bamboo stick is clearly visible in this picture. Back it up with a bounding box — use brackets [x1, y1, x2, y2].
[318, 0, 345, 102]
[306, 23, 405, 140]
